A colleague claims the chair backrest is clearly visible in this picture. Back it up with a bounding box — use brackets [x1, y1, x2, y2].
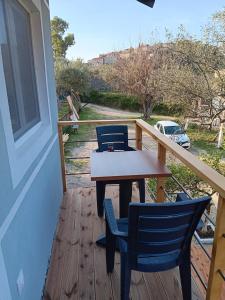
[127, 196, 211, 266]
[96, 125, 129, 152]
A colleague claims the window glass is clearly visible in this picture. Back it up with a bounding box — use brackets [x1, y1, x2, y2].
[164, 126, 184, 135]
[1, 0, 40, 140]
[159, 125, 164, 134]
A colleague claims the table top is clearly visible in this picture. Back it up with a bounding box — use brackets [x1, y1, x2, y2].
[91, 150, 171, 181]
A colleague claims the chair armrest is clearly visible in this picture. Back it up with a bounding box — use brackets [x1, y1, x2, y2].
[104, 199, 128, 238]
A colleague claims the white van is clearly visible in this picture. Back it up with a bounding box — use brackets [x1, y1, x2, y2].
[154, 121, 191, 149]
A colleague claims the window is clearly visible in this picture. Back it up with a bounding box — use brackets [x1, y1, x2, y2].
[1, 0, 40, 140]
[159, 125, 164, 134]
[164, 126, 184, 135]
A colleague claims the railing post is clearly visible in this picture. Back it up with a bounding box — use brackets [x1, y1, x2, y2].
[207, 195, 225, 300]
[58, 123, 67, 193]
[136, 122, 142, 150]
[156, 143, 166, 202]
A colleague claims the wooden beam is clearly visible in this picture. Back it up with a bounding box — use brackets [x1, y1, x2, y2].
[136, 119, 225, 199]
[58, 119, 136, 127]
[135, 123, 142, 150]
[156, 144, 166, 202]
[58, 124, 67, 192]
[207, 195, 225, 300]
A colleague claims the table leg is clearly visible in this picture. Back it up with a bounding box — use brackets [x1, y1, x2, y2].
[96, 180, 132, 248]
[96, 181, 106, 217]
[119, 180, 133, 218]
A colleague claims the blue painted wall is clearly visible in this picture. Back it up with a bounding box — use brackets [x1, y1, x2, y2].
[0, 1, 63, 299]
[2, 140, 62, 300]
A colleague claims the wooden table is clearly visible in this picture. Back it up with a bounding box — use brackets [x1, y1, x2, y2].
[91, 150, 171, 217]
[91, 150, 171, 247]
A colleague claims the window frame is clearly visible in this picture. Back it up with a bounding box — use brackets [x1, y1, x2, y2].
[3, 0, 41, 140]
[0, 0, 53, 188]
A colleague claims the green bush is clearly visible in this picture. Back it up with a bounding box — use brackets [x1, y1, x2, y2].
[87, 91, 140, 112]
[87, 91, 184, 116]
[149, 153, 225, 198]
[152, 103, 184, 116]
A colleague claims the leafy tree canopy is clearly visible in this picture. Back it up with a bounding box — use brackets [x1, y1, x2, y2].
[51, 16, 75, 59]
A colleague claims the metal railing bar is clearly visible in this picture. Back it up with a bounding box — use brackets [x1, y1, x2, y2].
[66, 140, 98, 144]
[164, 188, 212, 260]
[218, 269, 225, 281]
[142, 143, 151, 151]
[66, 172, 90, 176]
[171, 176, 192, 199]
[171, 176, 216, 227]
[191, 262, 208, 290]
[146, 186, 156, 201]
[193, 233, 212, 260]
[65, 138, 136, 144]
[65, 156, 90, 160]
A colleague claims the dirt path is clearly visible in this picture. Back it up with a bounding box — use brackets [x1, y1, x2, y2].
[86, 103, 141, 118]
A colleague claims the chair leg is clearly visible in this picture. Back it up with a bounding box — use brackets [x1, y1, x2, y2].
[120, 253, 131, 300]
[96, 181, 106, 217]
[138, 179, 145, 203]
[179, 252, 192, 300]
[106, 221, 116, 273]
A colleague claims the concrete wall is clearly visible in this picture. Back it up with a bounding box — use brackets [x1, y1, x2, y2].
[0, 1, 63, 299]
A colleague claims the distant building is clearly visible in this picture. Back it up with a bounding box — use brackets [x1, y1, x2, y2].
[88, 44, 154, 66]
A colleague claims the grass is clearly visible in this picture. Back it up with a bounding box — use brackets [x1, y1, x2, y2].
[187, 127, 225, 156]
[63, 107, 111, 157]
[58, 101, 69, 120]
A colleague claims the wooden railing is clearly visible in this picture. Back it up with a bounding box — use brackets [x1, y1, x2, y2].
[58, 118, 225, 300]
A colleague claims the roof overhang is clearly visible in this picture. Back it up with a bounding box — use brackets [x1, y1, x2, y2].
[137, 0, 155, 8]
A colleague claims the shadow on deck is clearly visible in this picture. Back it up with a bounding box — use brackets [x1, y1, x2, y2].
[43, 185, 205, 300]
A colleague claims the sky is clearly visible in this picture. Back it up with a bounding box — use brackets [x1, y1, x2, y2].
[50, 0, 225, 62]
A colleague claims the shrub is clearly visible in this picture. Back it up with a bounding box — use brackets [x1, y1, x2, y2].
[87, 91, 184, 116]
[87, 91, 141, 112]
[152, 103, 184, 116]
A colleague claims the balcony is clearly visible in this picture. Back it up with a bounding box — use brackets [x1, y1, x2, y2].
[44, 119, 225, 300]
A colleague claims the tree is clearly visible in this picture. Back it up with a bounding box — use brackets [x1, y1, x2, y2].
[56, 67, 89, 97]
[110, 45, 162, 119]
[159, 20, 225, 132]
[51, 17, 75, 59]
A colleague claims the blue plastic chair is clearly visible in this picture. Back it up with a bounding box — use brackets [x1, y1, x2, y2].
[104, 195, 211, 300]
[95, 125, 145, 217]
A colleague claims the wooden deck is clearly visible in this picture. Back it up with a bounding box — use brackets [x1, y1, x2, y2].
[43, 185, 205, 300]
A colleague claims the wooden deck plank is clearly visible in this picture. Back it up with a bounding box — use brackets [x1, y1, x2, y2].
[144, 272, 169, 300]
[78, 188, 95, 299]
[43, 186, 205, 300]
[92, 187, 114, 300]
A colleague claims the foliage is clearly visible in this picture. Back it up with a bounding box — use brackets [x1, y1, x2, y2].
[153, 102, 184, 116]
[87, 91, 140, 111]
[164, 153, 225, 197]
[108, 45, 164, 119]
[159, 10, 225, 130]
[87, 91, 184, 115]
[55, 59, 90, 99]
[187, 126, 225, 155]
[56, 67, 89, 97]
[51, 17, 75, 59]
[88, 64, 113, 91]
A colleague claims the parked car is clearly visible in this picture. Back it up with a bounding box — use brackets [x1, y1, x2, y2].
[154, 120, 191, 149]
